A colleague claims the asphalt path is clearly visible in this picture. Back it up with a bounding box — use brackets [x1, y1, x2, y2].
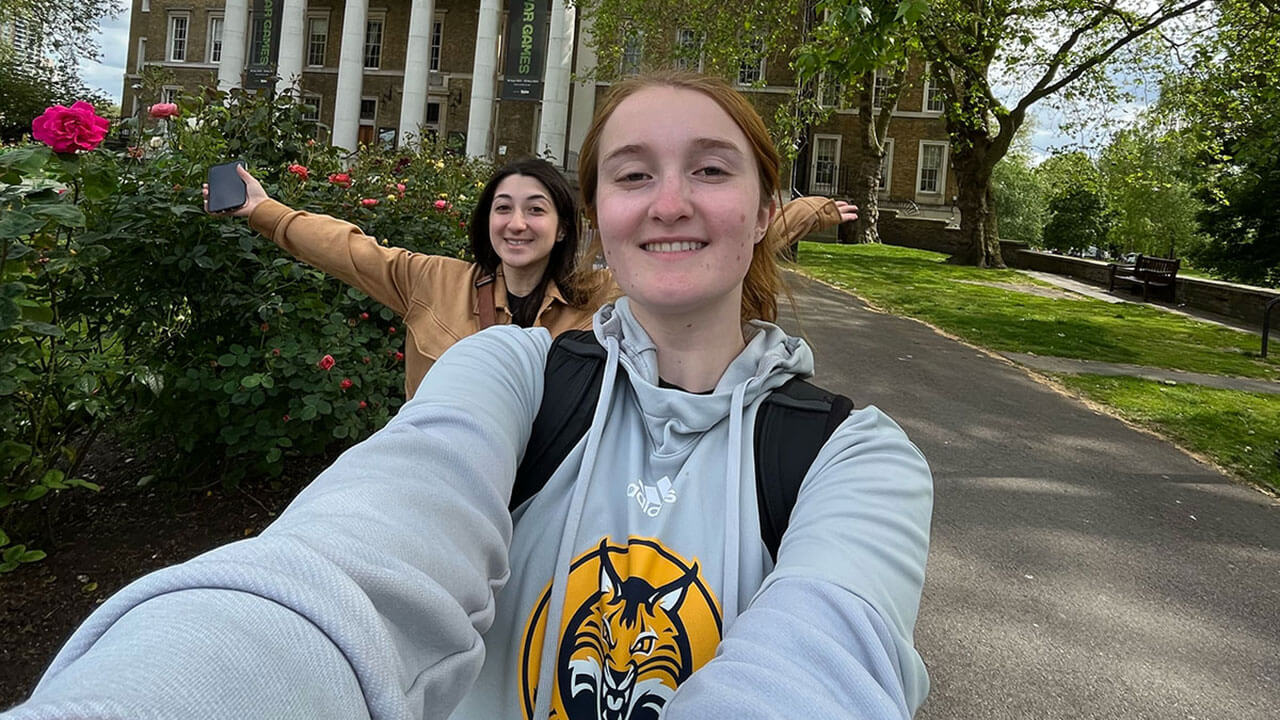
[778, 273, 1280, 720]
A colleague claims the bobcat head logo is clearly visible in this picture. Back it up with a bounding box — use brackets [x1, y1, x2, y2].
[519, 538, 722, 720]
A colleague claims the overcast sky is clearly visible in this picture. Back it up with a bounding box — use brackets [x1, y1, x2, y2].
[82, 13, 131, 107]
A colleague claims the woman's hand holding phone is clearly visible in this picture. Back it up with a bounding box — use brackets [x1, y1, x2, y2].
[203, 164, 269, 218]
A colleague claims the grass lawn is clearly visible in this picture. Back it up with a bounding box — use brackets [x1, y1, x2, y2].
[1054, 374, 1280, 493]
[796, 242, 1278, 381]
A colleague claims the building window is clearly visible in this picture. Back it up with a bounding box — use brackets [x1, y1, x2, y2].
[136, 37, 147, 73]
[430, 18, 443, 71]
[737, 39, 764, 85]
[167, 13, 189, 62]
[923, 63, 944, 113]
[161, 86, 180, 105]
[307, 16, 328, 67]
[675, 28, 701, 72]
[364, 18, 384, 69]
[207, 15, 223, 63]
[917, 141, 947, 195]
[301, 94, 322, 121]
[817, 73, 844, 109]
[360, 98, 377, 124]
[141, 0, 150, 11]
[810, 134, 841, 196]
[871, 70, 890, 110]
[620, 30, 643, 76]
[878, 139, 894, 193]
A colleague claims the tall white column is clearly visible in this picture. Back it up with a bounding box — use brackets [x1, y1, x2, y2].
[398, 0, 436, 146]
[466, 0, 502, 158]
[275, 0, 308, 95]
[333, 0, 370, 151]
[566, 11, 597, 166]
[536, 0, 574, 164]
[218, 0, 251, 91]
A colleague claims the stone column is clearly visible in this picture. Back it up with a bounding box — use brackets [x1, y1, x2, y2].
[333, 0, 370, 151]
[275, 0, 308, 94]
[566, 10, 597, 165]
[217, 0, 251, 91]
[465, 0, 502, 158]
[536, 0, 574, 164]
[398, 0, 437, 146]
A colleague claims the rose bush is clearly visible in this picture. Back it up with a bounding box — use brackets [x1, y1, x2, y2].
[1, 86, 493, 564]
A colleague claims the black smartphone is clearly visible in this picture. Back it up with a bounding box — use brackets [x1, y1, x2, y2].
[206, 161, 247, 213]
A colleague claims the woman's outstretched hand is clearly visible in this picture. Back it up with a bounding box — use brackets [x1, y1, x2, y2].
[202, 164, 269, 218]
[834, 200, 859, 223]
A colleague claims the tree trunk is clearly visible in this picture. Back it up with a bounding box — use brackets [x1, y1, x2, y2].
[849, 152, 883, 243]
[950, 144, 1005, 268]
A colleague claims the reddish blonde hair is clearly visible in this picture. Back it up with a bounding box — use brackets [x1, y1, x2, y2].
[577, 71, 784, 323]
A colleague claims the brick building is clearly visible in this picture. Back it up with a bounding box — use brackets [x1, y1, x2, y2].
[121, 0, 955, 214]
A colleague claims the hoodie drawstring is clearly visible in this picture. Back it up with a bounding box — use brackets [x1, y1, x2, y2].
[532, 335, 621, 720]
[720, 381, 749, 629]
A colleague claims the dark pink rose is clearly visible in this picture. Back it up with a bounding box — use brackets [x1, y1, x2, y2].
[148, 103, 180, 119]
[32, 101, 110, 153]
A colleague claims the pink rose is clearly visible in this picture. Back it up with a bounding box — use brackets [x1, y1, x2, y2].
[360, 198, 379, 207]
[288, 164, 309, 181]
[148, 103, 179, 119]
[340, 378, 353, 390]
[317, 354, 336, 371]
[433, 199, 448, 210]
[31, 101, 110, 153]
[328, 172, 352, 188]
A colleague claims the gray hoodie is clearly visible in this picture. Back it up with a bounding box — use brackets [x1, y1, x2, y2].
[2, 299, 931, 720]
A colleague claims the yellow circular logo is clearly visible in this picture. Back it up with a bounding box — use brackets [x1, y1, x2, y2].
[519, 537, 722, 720]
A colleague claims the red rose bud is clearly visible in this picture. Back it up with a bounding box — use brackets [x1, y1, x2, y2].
[260, 322, 270, 332]
[283, 414, 291, 422]
[361, 198, 379, 207]
[388, 326, 396, 334]
[317, 354, 336, 371]
[394, 351, 404, 362]
[340, 378, 353, 390]
[272, 348, 281, 356]
[287, 164, 309, 181]
[328, 172, 352, 188]
[362, 356, 371, 364]
[358, 401, 367, 409]
[360, 312, 369, 320]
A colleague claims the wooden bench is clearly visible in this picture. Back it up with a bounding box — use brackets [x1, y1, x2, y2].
[1108, 254, 1180, 302]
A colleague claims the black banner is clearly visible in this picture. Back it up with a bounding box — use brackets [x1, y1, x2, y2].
[245, 0, 284, 91]
[500, 0, 547, 101]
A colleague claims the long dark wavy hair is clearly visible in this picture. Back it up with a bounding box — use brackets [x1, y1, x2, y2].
[468, 158, 589, 324]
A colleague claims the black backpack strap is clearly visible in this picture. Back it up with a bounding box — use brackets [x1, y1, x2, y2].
[511, 330, 607, 512]
[753, 377, 855, 562]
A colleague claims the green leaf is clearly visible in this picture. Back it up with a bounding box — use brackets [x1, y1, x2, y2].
[0, 145, 53, 173]
[31, 203, 86, 228]
[21, 485, 49, 501]
[0, 529, 8, 546]
[40, 469, 67, 489]
[332, 424, 349, 439]
[0, 296, 18, 331]
[242, 374, 261, 388]
[218, 353, 237, 367]
[0, 211, 44, 239]
[66, 477, 102, 492]
[194, 255, 216, 269]
[20, 320, 63, 337]
[259, 375, 275, 389]
[81, 164, 117, 201]
[3, 545, 23, 563]
[19, 549, 46, 563]
[0, 561, 18, 573]
[299, 405, 317, 421]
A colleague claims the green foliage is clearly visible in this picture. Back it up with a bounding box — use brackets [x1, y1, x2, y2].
[0, 0, 123, 66]
[990, 151, 1047, 246]
[0, 86, 493, 564]
[1098, 118, 1206, 261]
[1160, 2, 1280, 287]
[0, 49, 111, 142]
[1034, 152, 1114, 255]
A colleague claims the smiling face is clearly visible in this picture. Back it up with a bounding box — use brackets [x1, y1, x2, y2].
[487, 173, 560, 276]
[593, 86, 774, 320]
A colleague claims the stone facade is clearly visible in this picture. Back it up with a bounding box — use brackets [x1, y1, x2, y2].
[123, 0, 952, 209]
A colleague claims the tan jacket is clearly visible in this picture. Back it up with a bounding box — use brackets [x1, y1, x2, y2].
[249, 196, 843, 398]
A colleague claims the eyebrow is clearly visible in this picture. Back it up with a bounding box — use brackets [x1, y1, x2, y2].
[601, 137, 745, 166]
[494, 192, 550, 202]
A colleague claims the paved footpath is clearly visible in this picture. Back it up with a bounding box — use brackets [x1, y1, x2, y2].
[779, 273, 1280, 720]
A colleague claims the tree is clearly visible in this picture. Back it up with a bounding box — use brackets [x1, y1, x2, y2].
[1160, 1, 1280, 286]
[990, 151, 1046, 246]
[1099, 116, 1205, 260]
[0, 0, 123, 66]
[917, 0, 1215, 267]
[1036, 152, 1115, 255]
[0, 49, 109, 142]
